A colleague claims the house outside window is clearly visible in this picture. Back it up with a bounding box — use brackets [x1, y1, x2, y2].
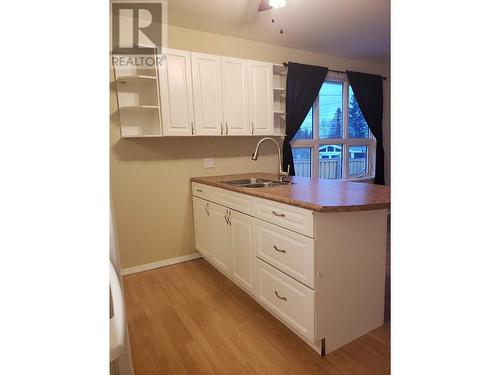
[291, 74, 376, 180]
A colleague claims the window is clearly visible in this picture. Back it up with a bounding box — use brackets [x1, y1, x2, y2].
[292, 148, 311, 177]
[291, 76, 375, 180]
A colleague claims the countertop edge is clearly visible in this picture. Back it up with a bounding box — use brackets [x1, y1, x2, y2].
[190, 177, 390, 213]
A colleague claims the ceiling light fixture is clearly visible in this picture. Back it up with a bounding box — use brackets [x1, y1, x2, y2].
[269, 0, 287, 9]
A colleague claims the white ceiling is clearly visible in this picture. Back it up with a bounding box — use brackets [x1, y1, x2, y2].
[166, 0, 390, 64]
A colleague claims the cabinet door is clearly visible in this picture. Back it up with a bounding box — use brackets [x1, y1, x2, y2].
[229, 210, 255, 294]
[191, 53, 224, 136]
[192, 197, 212, 259]
[248, 61, 273, 135]
[256, 258, 315, 341]
[209, 204, 232, 275]
[221, 57, 249, 135]
[160, 49, 194, 136]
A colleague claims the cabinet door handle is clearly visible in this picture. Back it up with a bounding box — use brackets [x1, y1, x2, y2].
[251, 122, 254, 135]
[274, 291, 287, 301]
[273, 245, 286, 254]
[272, 211, 285, 217]
[227, 210, 231, 226]
[225, 122, 228, 135]
[224, 209, 228, 224]
[191, 121, 194, 135]
[205, 202, 209, 216]
[220, 122, 223, 135]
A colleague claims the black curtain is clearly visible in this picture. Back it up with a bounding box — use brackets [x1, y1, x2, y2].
[283, 62, 328, 176]
[346, 71, 385, 185]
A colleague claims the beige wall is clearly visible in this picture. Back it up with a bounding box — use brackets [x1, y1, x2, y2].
[111, 24, 390, 269]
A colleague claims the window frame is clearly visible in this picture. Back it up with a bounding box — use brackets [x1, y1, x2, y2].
[290, 73, 376, 180]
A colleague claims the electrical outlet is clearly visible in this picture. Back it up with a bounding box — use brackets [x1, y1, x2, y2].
[204, 158, 215, 168]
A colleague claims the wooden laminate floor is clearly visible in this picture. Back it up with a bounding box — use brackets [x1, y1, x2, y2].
[123, 259, 390, 375]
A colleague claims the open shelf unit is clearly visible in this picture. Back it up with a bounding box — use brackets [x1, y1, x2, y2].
[272, 64, 287, 135]
[113, 49, 162, 138]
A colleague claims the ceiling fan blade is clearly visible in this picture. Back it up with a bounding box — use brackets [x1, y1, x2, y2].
[258, 0, 272, 12]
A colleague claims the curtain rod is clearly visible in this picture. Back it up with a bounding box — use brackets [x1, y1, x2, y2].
[282, 62, 387, 80]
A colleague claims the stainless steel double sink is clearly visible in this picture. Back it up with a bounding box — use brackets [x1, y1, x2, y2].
[223, 178, 292, 189]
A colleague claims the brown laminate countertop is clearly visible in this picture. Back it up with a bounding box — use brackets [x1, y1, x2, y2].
[191, 173, 390, 213]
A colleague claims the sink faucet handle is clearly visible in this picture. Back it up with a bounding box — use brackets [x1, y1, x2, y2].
[279, 164, 290, 177]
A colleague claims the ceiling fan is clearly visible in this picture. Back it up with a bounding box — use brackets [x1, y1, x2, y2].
[258, 0, 287, 12]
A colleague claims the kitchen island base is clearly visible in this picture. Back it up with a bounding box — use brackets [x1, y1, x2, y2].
[191, 177, 389, 355]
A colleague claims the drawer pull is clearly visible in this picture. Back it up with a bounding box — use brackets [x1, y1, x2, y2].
[274, 291, 287, 301]
[272, 211, 285, 217]
[196, 188, 203, 193]
[273, 245, 286, 254]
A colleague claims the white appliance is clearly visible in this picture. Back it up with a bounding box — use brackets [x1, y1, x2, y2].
[110, 213, 135, 375]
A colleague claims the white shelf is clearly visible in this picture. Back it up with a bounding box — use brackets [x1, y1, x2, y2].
[115, 75, 157, 84]
[274, 88, 286, 99]
[273, 64, 287, 75]
[120, 105, 159, 111]
[274, 111, 286, 121]
[113, 49, 163, 138]
[121, 134, 163, 138]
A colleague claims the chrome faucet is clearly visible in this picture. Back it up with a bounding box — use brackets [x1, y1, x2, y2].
[251, 137, 290, 182]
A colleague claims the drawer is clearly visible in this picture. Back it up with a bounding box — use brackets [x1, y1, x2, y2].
[256, 258, 315, 341]
[253, 197, 314, 237]
[209, 186, 252, 215]
[192, 182, 211, 200]
[255, 219, 315, 288]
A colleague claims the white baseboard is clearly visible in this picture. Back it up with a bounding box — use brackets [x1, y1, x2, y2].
[120, 252, 202, 276]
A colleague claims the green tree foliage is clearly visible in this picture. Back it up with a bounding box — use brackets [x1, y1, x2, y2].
[328, 107, 343, 138]
[349, 95, 369, 138]
[294, 126, 312, 140]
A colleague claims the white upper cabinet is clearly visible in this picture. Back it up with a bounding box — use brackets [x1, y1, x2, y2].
[119, 48, 277, 137]
[159, 49, 195, 136]
[247, 61, 273, 135]
[221, 57, 250, 135]
[191, 53, 224, 136]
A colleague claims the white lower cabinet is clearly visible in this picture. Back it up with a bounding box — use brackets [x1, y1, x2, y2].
[256, 258, 315, 341]
[192, 191, 316, 344]
[192, 197, 212, 258]
[208, 203, 232, 275]
[192, 183, 387, 355]
[193, 196, 255, 293]
[229, 210, 255, 294]
[254, 218, 315, 289]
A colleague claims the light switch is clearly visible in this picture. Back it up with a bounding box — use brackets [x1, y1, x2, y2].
[204, 158, 215, 168]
